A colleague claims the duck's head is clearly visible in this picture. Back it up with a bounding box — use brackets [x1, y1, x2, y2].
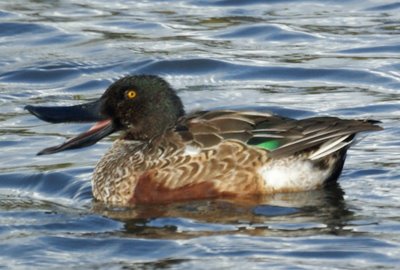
[25, 75, 185, 155]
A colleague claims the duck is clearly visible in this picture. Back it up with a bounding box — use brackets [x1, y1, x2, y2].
[25, 75, 383, 206]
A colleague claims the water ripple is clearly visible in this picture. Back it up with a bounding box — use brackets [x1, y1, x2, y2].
[134, 58, 400, 89]
[217, 24, 317, 41]
[338, 44, 400, 54]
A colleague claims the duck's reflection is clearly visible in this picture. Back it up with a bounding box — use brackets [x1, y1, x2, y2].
[92, 182, 354, 239]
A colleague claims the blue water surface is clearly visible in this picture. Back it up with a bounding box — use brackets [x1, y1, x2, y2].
[0, 0, 399, 269]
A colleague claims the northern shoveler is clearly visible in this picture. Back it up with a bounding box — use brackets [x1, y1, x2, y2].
[25, 75, 382, 206]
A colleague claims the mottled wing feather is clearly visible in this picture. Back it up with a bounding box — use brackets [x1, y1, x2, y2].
[269, 118, 383, 158]
[193, 133, 223, 148]
[177, 111, 382, 159]
[219, 130, 253, 141]
[177, 110, 286, 148]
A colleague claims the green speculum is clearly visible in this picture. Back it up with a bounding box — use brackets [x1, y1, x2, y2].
[256, 140, 280, 151]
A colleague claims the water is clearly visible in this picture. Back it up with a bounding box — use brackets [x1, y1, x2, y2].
[0, 0, 399, 269]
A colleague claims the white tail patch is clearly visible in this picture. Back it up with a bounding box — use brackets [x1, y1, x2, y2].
[258, 159, 331, 192]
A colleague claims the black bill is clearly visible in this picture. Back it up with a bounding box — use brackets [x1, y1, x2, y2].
[25, 100, 104, 123]
[25, 100, 117, 155]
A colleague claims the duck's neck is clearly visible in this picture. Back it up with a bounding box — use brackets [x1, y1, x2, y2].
[123, 112, 184, 142]
[122, 124, 172, 141]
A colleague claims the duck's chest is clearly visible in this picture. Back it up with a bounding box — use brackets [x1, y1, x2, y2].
[92, 139, 185, 204]
[92, 141, 150, 205]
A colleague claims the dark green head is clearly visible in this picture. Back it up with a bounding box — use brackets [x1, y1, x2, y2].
[25, 75, 185, 155]
[101, 75, 185, 139]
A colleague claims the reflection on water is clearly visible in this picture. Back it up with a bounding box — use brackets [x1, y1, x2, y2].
[0, 0, 399, 268]
[94, 183, 351, 239]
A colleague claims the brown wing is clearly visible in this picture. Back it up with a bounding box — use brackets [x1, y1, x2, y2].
[176, 110, 292, 147]
[267, 117, 382, 159]
[176, 110, 383, 159]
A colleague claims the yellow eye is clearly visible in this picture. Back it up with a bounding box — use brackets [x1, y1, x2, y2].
[126, 90, 137, 99]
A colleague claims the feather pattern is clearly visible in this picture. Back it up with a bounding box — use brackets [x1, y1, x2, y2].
[177, 111, 382, 160]
[92, 111, 382, 205]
